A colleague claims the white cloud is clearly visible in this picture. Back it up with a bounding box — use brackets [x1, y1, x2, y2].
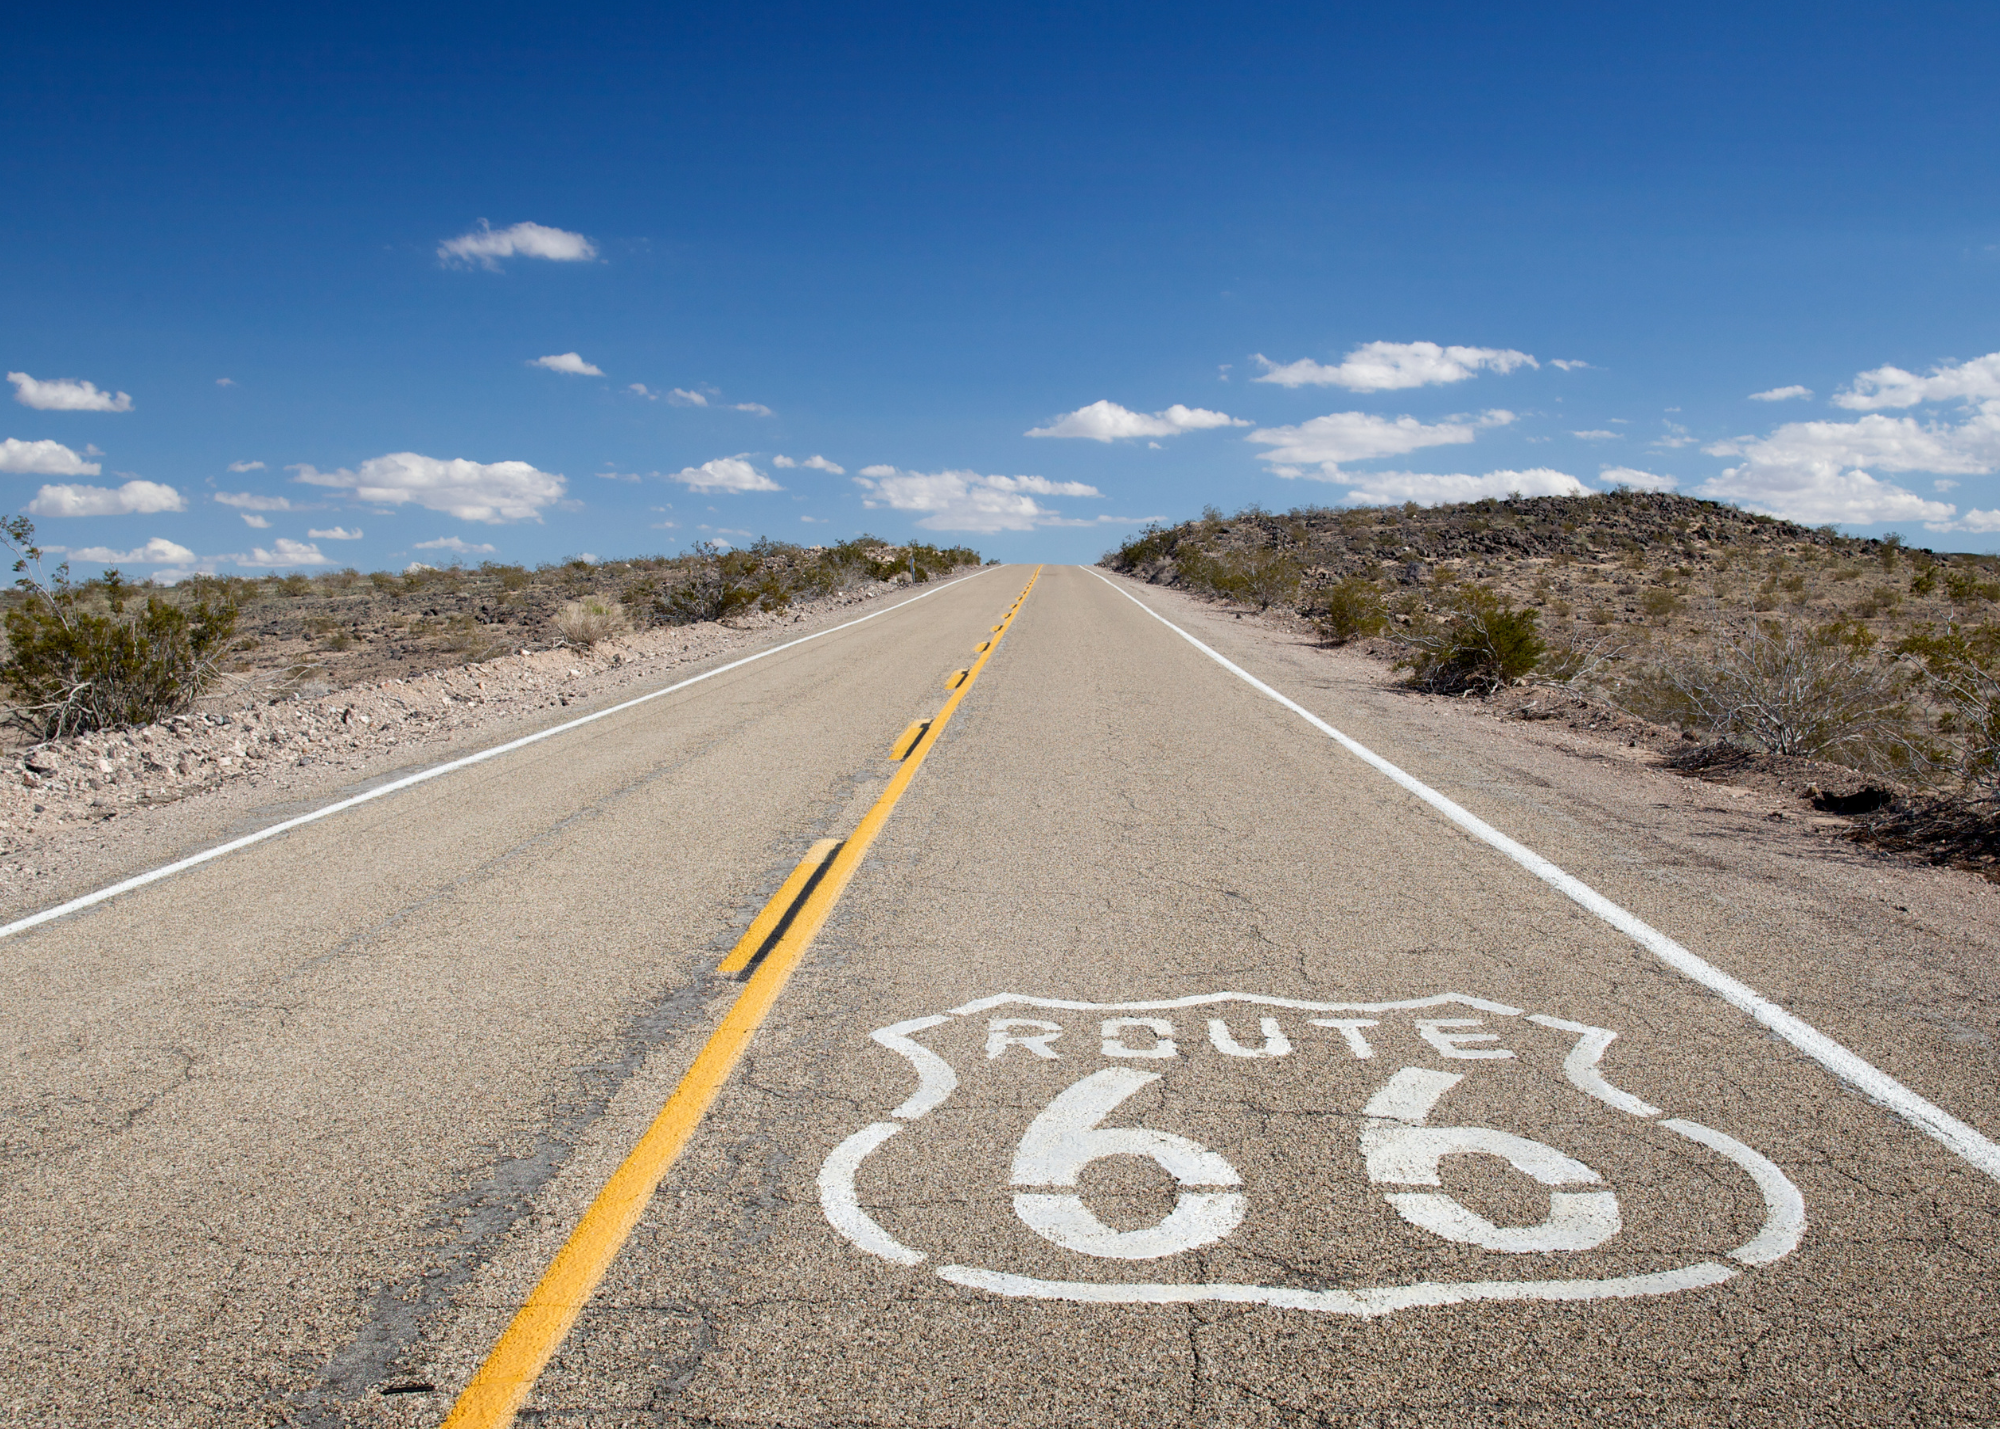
[1550, 359, 1593, 372]
[1248, 410, 1498, 477]
[732, 402, 774, 416]
[439, 220, 597, 269]
[216, 377, 235, 387]
[666, 457, 781, 493]
[294, 452, 567, 522]
[0, 437, 100, 476]
[531, 352, 604, 376]
[773, 454, 846, 474]
[415, 536, 498, 555]
[1026, 400, 1249, 441]
[1749, 385, 1813, 402]
[8, 372, 134, 412]
[240, 514, 271, 528]
[1953, 509, 2000, 532]
[243, 539, 331, 567]
[628, 383, 657, 399]
[1935, 480, 1960, 492]
[1570, 429, 1621, 440]
[1834, 352, 2000, 410]
[66, 537, 197, 564]
[215, 491, 293, 512]
[668, 388, 708, 407]
[27, 480, 186, 516]
[851, 468, 1102, 532]
[1334, 468, 1591, 506]
[228, 459, 266, 472]
[1600, 466, 1678, 492]
[309, 526, 363, 539]
[1251, 342, 1536, 392]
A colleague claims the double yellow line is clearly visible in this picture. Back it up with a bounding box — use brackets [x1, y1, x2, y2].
[441, 566, 1042, 1428]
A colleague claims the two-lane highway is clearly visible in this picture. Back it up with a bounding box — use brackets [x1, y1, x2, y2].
[5, 564, 1998, 1426]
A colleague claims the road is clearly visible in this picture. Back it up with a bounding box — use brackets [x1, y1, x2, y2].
[4, 563, 1999, 1426]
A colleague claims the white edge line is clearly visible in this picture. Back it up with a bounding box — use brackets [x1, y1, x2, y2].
[0, 569, 994, 944]
[1085, 567, 2000, 1184]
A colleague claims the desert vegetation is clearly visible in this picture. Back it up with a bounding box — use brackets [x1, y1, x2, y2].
[0, 531, 981, 735]
[1104, 491, 2000, 874]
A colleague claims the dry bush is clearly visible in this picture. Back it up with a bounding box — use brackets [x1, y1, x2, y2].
[553, 596, 630, 648]
[1620, 619, 1915, 769]
[1393, 584, 1544, 694]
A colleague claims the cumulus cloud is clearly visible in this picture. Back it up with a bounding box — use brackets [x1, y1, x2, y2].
[1835, 352, 2000, 410]
[668, 388, 708, 406]
[1750, 385, 1813, 402]
[1696, 405, 1998, 525]
[1252, 342, 1536, 392]
[216, 377, 235, 387]
[215, 491, 294, 512]
[1247, 410, 1503, 477]
[8, 372, 134, 412]
[66, 537, 197, 565]
[851, 468, 1102, 532]
[228, 459, 266, 472]
[415, 536, 498, 555]
[1333, 468, 1591, 506]
[1550, 359, 1594, 372]
[294, 452, 567, 522]
[1570, 429, 1621, 440]
[0, 437, 100, 476]
[772, 454, 846, 474]
[240, 514, 271, 528]
[531, 352, 604, 376]
[665, 457, 782, 493]
[1600, 466, 1679, 492]
[438, 220, 597, 269]
[27, 480, 186, 516]
[732, 401, 774, 416]
[1026, 400, 1249, 441]
[244, 539, 331, 567]
[309, 526, 363, 539]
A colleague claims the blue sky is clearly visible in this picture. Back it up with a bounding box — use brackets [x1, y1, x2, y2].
[6, 1, 1999, 576]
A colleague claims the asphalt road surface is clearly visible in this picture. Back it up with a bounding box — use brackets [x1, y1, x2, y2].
[5, 564, 1999, 1427]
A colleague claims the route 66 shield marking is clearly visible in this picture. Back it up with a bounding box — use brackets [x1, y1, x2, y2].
[817, 992, 1804, 1314]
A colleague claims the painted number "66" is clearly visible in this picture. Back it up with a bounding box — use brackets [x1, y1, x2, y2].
[1009, 1066, 1620, 1261]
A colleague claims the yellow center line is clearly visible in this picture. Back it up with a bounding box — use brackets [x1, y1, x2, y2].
[715, 838, 841, 975]
[440, 566, 1042, 1429]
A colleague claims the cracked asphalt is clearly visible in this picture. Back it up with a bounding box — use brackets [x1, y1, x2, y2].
[4, 564, 1999, 1426]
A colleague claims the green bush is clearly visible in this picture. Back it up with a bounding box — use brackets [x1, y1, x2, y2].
[1315, 576, 1386, 645]
[0, 519, 238, 738]
[1393, 584, 1544, 694]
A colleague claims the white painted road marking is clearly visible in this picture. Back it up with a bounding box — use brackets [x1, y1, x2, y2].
[819, 993, 1806, 1313]
[1086, 567, 2000, 1185]
[0, 569, 991, 945]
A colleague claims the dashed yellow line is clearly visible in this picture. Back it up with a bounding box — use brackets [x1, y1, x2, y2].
[440, 565, 1042, 1429]
[715, 839, 840, 974]
[889, 720, 931, 760]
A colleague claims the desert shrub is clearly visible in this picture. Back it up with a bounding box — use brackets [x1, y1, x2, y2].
[1315, 577, 1386, 645]
[1108, 524, 1175, 569]
[553, 596, 630, 648]
[1393, 584, 1544, 694]
[1898, 620, 2000, 791]
[369, 570, 399, 592]
[1176, 546, 1301, 610]
[1944, 567, 2000, 605]
[1640, 588, 1683, 619]
[0, 519, 238, 737]
[1620, 618, 1913, 766]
